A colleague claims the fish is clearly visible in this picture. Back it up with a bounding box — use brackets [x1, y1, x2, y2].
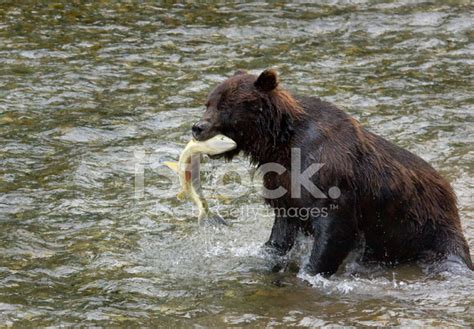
[164, 134, 237, 225]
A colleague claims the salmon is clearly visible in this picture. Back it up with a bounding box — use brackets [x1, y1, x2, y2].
[164, 134, 237, 224]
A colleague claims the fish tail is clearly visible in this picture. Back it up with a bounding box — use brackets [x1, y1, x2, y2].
[163, 161, 179, 173]
[200, 212, 229, 226]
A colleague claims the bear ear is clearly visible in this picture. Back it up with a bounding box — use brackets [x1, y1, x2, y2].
[254, 69, 278, 92]
[233, 69, 248, 76]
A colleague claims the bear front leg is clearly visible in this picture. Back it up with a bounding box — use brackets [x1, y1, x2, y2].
[306, 216, 356, 277]
[264, 216, 300, 256]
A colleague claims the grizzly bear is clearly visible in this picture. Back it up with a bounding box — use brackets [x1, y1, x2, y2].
[192, 69, 472, 276]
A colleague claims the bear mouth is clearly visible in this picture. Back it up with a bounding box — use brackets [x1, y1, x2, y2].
[195, 129, 240, 160]
[209, 147, 240, 161]
[209, 154, 224, 159]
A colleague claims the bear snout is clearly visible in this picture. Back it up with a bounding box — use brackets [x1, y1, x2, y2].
[191, 120, 212, 140]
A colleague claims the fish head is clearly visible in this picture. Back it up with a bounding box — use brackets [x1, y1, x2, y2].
[200, 134, 237, 156]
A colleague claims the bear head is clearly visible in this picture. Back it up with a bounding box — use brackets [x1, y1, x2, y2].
[192, 69, 304, 161]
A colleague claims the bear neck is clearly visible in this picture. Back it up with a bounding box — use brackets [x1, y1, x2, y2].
[244, 132, 292, 167]
[244, 90, 304, 165]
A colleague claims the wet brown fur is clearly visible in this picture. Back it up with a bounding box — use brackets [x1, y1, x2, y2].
[194, 69, 473, 274]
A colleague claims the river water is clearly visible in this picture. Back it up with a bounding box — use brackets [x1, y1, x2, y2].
[0, 1, 473, 327]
